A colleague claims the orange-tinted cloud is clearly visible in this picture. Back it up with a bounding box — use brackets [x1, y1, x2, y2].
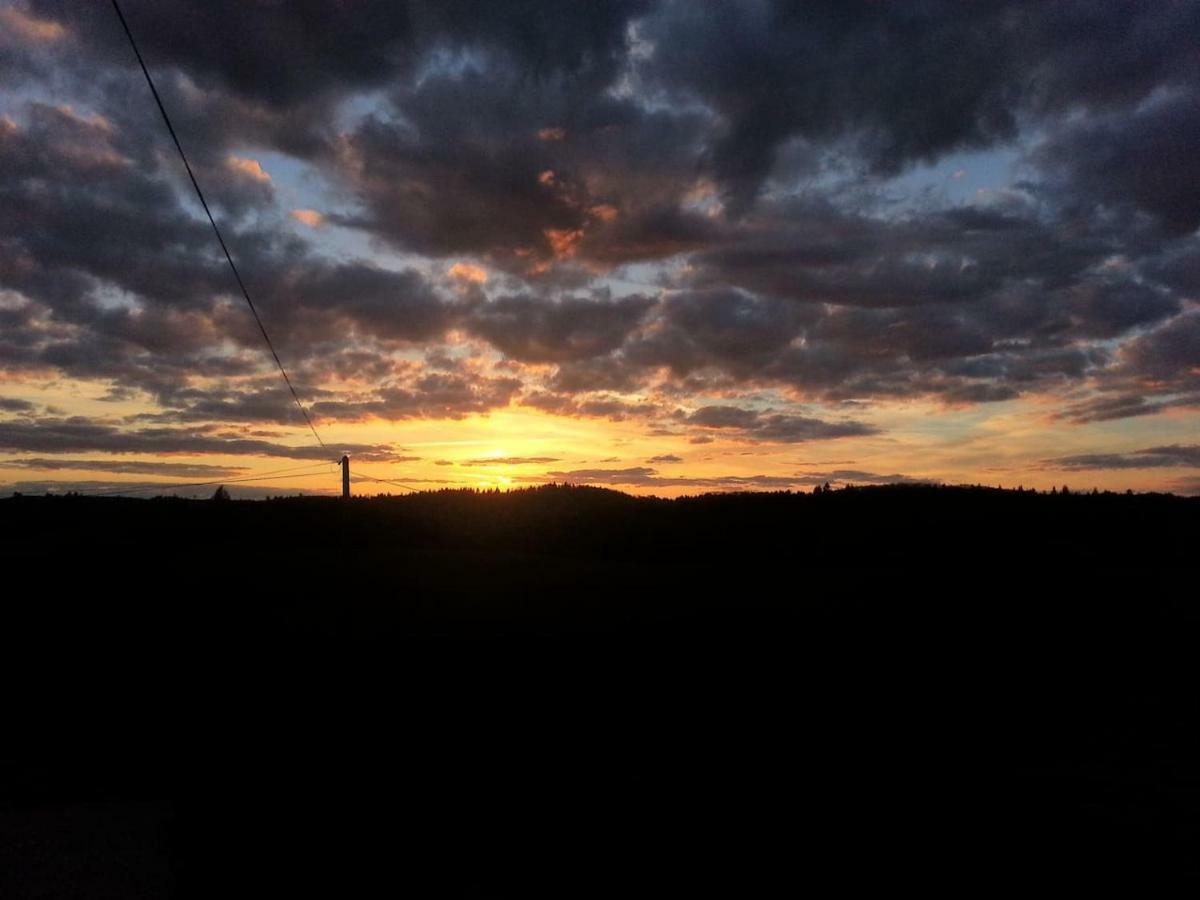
[290, 209, 326, 228]
[537, 127, 566, 142]
[449, 262, 488, 284]
[544, 227, 584, 259]
[227, 156, 271, 182]
[589, 204, 619, 223]
[0, 7, 66, 42]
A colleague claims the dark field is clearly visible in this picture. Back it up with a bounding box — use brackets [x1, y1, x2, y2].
[2, 484, 1198, 894]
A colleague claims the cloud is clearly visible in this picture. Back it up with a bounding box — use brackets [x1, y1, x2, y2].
[686, 405, 761, 429]
[628, 288, 813, 375]
[465, 293, 654, 363]
[3, 0, 1200, 456]
[519, 391, 660, 422]
[1058, 393, 1200, 425]
[1033, 88, 1200, 234]
[550, 355, 649, 394]
[226, 155, 271, 182]
[1057, 311, 1200, 423]
[310, 373, 522, 422]
[1, 6, 65, 42]
[1119, 311, 1200, 384]
[1045, 445, 1200, 471]
[448, 263, 488, 284]
[685, 405, 877, 443]
[0, 416, 402, 461]
[640, 1, 1200, 213]
[0, 457, 248, 477]
[290, 209, 326, 228]
[754, 414, 877, 442]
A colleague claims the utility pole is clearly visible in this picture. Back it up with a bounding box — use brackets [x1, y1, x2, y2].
[341, 455, 350, 499]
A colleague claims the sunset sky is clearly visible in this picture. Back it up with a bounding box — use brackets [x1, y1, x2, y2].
[1, 1, 1198, 497]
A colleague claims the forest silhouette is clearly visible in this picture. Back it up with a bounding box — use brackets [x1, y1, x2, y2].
[2, 484, 1197, 894]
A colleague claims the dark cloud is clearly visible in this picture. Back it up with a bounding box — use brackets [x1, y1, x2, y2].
[32, 0, 647, 108]
[0, 98, 469, 411]
[684, 405, 877, 443]
[686, 405, 760, 429]
[1059, 393, 1200, 425]
[641, 1, 1200, 213]
[578, 205, 720, 268]
[1046, 445, 1200, 471]
[519, 391, 659, 422]
[3, 0, 1200, 448]
[30, 1, 412, 108]
[603, 196, 1179, 407]
[275, 263, 454, 344]
[0, 416, 401, 461]
[1034, 89, 1200, 235]
[1143, 239, 1200, 296]
[550, 355, 650, 394]
[0, 102, 226, 317]
[689, 198, 1124, 311]
[1056, 311, 1200, 423]
[1120, 311, 1200, 384]
[336, 103, 587, 261]
[310, 373, 522, 422]
[0, 457, 247, 477]
[629, 288, 812, 375]
[754, 414, 877, 442]
[647, 454, 682, 464]
[1057, 279, 1180, 340]
[466, 293, 654, 363]
[323, 27, 712, 267]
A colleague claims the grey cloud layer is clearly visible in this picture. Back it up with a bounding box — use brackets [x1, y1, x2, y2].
[0, 417, 404, 461]
[2, 0, 1198, 446]
[1046, 445, 1200, 471]
[0, 457, 247, 477]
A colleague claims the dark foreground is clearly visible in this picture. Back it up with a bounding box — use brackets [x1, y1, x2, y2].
[2, 484, 1198, 895]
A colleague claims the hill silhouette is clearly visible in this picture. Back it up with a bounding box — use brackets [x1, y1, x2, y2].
[2, 484, 1198, 894]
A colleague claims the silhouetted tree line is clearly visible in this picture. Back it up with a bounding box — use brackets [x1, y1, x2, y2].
[5, 483, 1194, 586]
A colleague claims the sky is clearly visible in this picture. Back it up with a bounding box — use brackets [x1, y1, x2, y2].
[1, 0, 1198, 498]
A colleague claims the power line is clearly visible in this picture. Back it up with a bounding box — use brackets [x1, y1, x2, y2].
[351, 472, 424, 493]
[75, 462, 334, 496]
[79, 469, 330, 496]
[110, 0, 328, 453]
